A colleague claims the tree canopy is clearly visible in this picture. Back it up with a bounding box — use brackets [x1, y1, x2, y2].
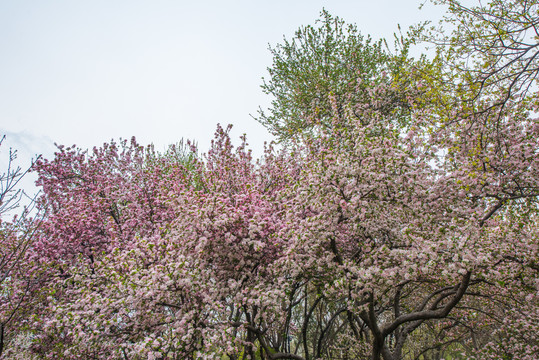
[256, 9, 414, 143]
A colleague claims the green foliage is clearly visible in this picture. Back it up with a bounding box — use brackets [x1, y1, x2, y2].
[256, 9, 413, 143]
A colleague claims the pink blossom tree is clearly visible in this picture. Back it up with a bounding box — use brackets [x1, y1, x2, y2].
[275, 83, 539, 359]
[22, 128, 302, 359]
[21, 89, 538, 359]
[12, 138, 198, 358]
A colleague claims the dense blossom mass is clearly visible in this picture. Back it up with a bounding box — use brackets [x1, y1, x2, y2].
[0, 0, 538, 359]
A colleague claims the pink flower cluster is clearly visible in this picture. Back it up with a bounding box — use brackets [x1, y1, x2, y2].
[2, 85, 537, 359]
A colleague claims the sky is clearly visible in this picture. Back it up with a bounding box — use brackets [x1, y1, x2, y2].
[0, 0, 445, 195]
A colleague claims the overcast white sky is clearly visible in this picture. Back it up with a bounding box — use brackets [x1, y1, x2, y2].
[0, 0, 445, 188]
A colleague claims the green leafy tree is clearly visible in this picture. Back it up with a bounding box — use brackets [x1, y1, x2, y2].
[256, 9, 414, 143]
